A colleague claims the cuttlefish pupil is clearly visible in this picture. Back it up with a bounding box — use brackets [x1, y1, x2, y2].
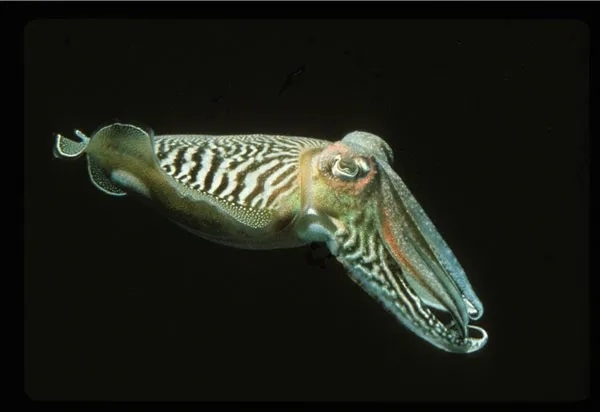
[53, 123, 488, 354]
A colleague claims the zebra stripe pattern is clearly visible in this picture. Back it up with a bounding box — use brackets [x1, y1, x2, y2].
[154, 134, 328, 211]
[334, 209, 464, 344]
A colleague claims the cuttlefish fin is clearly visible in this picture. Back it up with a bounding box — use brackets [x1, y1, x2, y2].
[54, 129, 126, 196]
[87, 157, 127, 196]
[53, 129, 89, 160]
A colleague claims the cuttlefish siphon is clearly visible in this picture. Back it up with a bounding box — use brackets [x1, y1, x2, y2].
[54, 123, 488, 353]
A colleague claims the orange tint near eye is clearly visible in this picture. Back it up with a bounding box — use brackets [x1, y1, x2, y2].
[381, 210, 417, 277]
[319, 143, 377, 195]
[351, 157, 376, 195]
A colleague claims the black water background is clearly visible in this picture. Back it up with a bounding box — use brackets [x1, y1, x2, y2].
[24, 17, 589, 401]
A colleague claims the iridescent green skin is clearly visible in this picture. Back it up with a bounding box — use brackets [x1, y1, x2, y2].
[54, 124, 488, 353]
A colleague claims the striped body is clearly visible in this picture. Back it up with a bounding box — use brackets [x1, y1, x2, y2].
[155, 134, 327, 212]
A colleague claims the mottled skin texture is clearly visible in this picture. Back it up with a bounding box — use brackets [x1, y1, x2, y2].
[54, 123, 488, 353]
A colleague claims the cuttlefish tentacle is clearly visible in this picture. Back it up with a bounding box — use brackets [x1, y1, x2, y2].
[53, 123, 487, 353]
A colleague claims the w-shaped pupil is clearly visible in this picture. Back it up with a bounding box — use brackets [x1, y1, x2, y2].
[339, 159, 357, 174]
[334, 156, 359, 178]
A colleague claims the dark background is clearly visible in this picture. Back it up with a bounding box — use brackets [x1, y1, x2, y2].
[24, 17, 589, 401]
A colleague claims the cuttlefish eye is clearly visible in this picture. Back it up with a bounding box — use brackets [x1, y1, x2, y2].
[331, 154, 370, 180]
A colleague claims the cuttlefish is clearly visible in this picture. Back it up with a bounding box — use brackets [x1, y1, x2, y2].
[54, 123, 488, 353]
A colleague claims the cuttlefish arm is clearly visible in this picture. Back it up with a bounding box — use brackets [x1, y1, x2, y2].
[53, 124, 487, 353]
[293, 131, 487, 353]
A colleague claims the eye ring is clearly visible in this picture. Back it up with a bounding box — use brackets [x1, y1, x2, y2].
[331, 154, 369, 180]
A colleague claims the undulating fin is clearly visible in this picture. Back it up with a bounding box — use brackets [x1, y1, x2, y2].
[86, 156, 127, 196]
[53, 130, 90, 160]
[93, 123, 158, 166]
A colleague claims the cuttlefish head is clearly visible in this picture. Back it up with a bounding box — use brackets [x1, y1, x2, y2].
[294, 131, 487, 353]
